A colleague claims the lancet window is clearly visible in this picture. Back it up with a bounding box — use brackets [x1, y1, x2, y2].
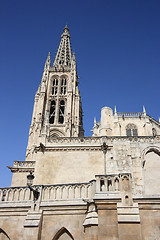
[58, 100, 65, 124]
[126, 124, 138, 136]
[60, 78, 67, 95]
[49, 100, 56, 124]
[52, 78, 58, 95]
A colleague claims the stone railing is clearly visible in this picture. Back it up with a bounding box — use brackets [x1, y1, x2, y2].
[13, 161, 35, 168]
[117, 112, 144, 117]
[0, 186, 34, 202]
[0, 181, 96, 203]
[0, 174, 134, 203]
[42, 181, 95, 201]
[95, 173, 132, 193]
[0, 174, 132, 203]
[7, 161, 36, 173]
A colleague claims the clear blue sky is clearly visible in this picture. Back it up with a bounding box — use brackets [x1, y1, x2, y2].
[0, 0, 160, 187]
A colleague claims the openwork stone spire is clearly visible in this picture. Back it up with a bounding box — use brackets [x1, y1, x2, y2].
[54, 25, 72, 67]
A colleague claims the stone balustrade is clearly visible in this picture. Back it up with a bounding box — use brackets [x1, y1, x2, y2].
[13, 161, 35, 168]
[96, 173, 132, 193]
[117, 112, 144, 117]
[0, 186, 33, 202]
[42, 181, 96, 201]
[0, 180, 96, 203]
[0, 174, 132, 204]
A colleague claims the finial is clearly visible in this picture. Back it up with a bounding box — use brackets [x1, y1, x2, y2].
[114, 106, 118, 117]
[159, 117, 160, 123]
[72, 52, 76, 61]
[64, 24, 69, 32]
[143, 105, 146, 113]
[94, 117, 96, 126]
[143, 105, 146, 117]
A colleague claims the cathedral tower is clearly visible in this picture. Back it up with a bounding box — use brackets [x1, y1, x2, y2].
[26, 25, 84, 159]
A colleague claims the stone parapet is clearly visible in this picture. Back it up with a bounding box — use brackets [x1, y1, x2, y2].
[7, 160, 35, 172]
[0, 180, 96, 204]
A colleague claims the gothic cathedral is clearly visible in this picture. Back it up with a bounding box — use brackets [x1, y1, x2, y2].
[0, 26, 160, 240]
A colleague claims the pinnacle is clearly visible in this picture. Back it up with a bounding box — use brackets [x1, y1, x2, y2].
[64, 24, 69, 32]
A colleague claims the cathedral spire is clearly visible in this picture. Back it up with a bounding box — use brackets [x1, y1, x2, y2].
[53, 25, 72, 67]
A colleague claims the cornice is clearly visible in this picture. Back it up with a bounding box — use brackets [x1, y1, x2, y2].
[33, 136, 160, 152]
[35, 146, 102, 152]
[7, 166, 35, 173]
[47, 135, 160, 144]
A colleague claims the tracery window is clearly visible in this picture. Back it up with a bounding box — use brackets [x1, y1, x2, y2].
[58, 100, 65, 124]
[126, 124, 138, 136]
[60, 78, 67, 95]
[49, 100, 56, 124]
[52, 78, 58, 95]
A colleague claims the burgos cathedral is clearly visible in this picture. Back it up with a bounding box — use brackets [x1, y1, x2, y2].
[0, 26, 160, 240]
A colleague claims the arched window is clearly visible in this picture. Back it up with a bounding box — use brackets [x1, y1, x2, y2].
[52, 79, 58, 95]
[126, 124, 138, 136]
[60, 78, 67, 95]
[49, 100, 56, 124]
[58, 100, 65, 124]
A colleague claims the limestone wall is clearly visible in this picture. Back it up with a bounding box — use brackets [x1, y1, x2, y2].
[34, 150, 104, 185]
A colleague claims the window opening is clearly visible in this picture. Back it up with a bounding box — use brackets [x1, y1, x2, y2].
[52, 79, 58, 95]
[49, 100, 56, 124]
[126, 124, 138, 136]
[61, 78, 67, 95]
[58, 100, 65, 124]
[126, 129, 131, 136]
[133, 129, 138, 136]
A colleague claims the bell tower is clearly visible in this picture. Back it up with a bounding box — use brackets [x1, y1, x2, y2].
[26, 25, 84, 159]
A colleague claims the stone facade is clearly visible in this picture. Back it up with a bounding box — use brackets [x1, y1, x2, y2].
[0, 26, 160, 240]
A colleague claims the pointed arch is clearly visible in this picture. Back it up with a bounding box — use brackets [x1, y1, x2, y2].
[58, 100, 65, 124]
[0, 228, 10, 239]
[52, 227, 74, 240]
[142, 146, 160, 195]
[50, 129, 65, 138]
[142, 146, 160, 167]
